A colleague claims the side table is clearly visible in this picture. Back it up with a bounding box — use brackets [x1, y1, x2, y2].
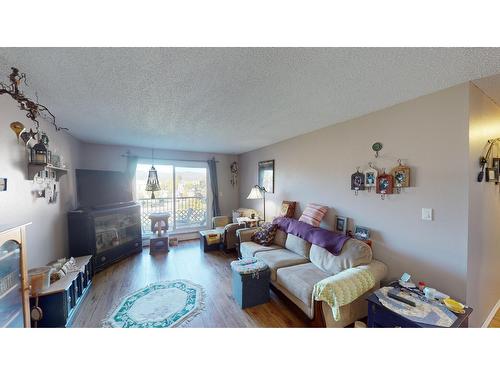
[366, 291, 472, 328]
[236, 217, 261, 228]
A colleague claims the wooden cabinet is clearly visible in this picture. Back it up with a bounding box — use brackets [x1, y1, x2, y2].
[0, 223, 31, 328]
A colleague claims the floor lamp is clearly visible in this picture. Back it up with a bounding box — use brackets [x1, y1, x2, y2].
[246, 185, 266, 221]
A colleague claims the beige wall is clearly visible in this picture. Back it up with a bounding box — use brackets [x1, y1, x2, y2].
[467, 83, 500, 327]
[239, 84, 471, 303]
[79, 142, 240, 218]
[0, 96, 82, 268]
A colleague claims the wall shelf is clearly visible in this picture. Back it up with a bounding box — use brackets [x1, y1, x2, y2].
[27, 163, 68, 181]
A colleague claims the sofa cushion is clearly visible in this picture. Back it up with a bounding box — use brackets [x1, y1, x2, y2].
[240, 242, 281, 258]
[276, 262, 329, 311]
[285, 234, 312, 258]
[309, 239, 372, 275]
[273, 229, 288, 248]
[255, 249, 309, 281]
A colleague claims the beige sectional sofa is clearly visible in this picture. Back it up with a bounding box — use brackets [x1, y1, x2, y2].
[237, 227, 388, 327]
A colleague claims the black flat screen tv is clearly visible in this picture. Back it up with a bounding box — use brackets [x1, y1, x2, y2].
[76, 169, 133, 209]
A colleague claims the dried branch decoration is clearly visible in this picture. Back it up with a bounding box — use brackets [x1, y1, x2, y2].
[0, 67, 68, 132]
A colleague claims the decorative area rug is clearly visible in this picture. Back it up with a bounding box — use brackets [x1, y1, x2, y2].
[103, 280, 205, 328]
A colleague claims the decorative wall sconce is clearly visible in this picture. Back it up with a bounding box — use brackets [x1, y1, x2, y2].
[364, 163, 378, 192]
[376, 169, 394, 199]
[351, 168, 365, 196]
[230, 161, 239, 188]
[372, 142, 383, 158]
[391, 159, 411, 193]
[350, 143, 412, 199]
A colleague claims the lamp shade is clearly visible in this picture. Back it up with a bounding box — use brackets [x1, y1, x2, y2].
[145, 165, 161, 199]
[247, 186, 263, 199]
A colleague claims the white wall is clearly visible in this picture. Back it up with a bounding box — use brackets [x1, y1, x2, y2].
[0, 96, 81, 268]
[467, 83, 500, 327]
[79, 142, 240, 218]
[239, 84, 471, 303]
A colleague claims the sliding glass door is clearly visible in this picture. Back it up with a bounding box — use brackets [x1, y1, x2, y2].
[136, 161, 209, 237]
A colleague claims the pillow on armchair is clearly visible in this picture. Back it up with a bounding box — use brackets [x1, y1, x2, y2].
[251, 222, 278, 246]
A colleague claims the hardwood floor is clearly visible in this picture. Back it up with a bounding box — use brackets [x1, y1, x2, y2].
[71, 239, 309, 328]
[488, 304, 500, 328]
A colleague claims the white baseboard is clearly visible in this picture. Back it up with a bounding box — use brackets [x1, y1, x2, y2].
[482, 298, 500, 328]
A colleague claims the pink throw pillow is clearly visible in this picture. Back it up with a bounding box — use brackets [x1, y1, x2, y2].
[298, 203, 328, 227]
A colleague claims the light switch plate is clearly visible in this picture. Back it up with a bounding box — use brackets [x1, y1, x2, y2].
[422, 208, 433, 221]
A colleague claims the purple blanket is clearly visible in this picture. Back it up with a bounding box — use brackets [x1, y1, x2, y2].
[272, 217, 350, 256]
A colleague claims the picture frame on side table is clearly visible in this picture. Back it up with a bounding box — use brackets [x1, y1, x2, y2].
[354, 225, 370, 241]
[335, 216, 348, 235]
[258, 160, 275, 193]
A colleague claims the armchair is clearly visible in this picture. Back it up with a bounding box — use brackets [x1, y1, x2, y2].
[212, 216, 244, 251]
[211, 208, 260, 251]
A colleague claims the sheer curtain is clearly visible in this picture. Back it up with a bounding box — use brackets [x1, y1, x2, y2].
[207, 157, 221, 217]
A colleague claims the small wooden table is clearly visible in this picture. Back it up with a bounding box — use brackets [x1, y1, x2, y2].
[149, 212, 170, 254]
[149, 212, 170, 235]
[366, 290, 472, 328]
[236, 217, 260, 228]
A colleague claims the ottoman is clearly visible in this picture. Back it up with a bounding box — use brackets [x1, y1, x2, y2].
[230, 258, 270, 308]
[199, 228, 224, 252]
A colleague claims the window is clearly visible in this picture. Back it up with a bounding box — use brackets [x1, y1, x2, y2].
[136, 161, 209, 237]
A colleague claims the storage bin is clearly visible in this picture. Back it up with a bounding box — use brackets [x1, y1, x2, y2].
[231, 258, 270, 308]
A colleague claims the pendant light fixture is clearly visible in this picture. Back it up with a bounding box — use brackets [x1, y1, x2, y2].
[145, 149, 161, 199]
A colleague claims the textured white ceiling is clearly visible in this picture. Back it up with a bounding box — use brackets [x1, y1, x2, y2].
[1, 48, 500, 154]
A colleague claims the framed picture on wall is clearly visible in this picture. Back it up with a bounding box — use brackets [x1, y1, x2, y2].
[258, 160, 274, 193]
[335, 216, 348, 235]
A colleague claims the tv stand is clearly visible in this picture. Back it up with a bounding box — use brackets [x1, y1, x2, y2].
[90, 201, 136, 211]
[68, 203, 142, 272]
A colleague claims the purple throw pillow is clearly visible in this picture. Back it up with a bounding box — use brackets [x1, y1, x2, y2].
[251, 223, 278, 246]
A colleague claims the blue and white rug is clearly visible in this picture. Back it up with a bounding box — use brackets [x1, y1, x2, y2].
[103, 280, 205, 328]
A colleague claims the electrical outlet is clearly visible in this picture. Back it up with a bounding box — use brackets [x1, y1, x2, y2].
[0, 178, 6, 191]
[422, 208, 433, 221]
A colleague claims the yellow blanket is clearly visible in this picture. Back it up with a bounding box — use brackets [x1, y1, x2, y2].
[313, 267, 375, 321]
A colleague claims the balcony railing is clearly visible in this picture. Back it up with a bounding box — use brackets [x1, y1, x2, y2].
[138, 196, 208, 236]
